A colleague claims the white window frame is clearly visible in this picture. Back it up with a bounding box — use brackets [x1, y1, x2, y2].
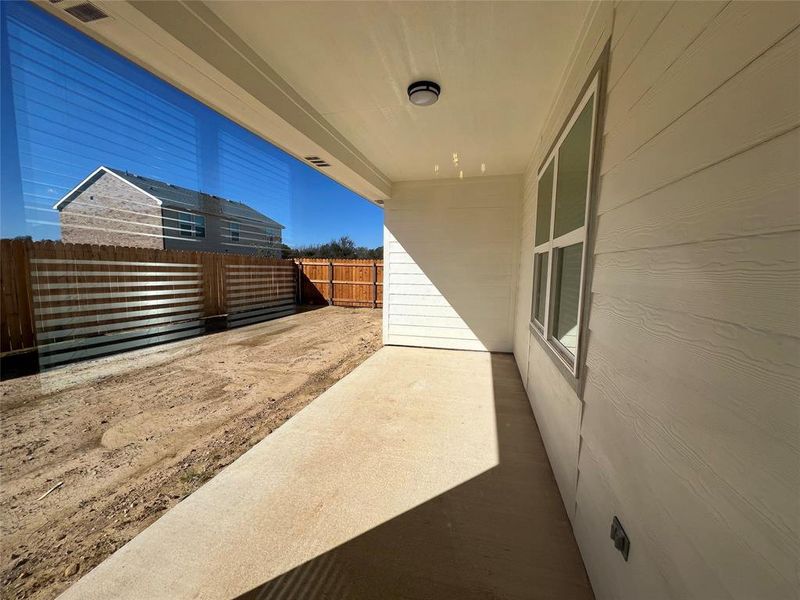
[531, 74, 600, 377]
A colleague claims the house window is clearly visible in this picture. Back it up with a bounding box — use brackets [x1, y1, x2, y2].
[178, 212, 192, 237]
[193, 215, 205, 238]
[229, 222, 240, 242]
[531, 74, 600, 376]
[177, 212, 205, 238]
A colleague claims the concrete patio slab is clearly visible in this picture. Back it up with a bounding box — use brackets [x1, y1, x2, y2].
[58, 346, 593, 600]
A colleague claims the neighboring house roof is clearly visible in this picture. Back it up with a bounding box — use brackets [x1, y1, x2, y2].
[54, 166, 285, 229]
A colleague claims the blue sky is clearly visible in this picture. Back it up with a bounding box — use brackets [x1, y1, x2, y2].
[0, 1, 383, 248]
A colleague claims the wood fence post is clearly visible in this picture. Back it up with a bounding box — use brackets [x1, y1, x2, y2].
[328, 260, 334, 306]
[0, 238, 36, 353]
[200, 251, 225, 323]
[217, 253, 226, 318]
[372, 261, 378, 308]
[297, 260, 303, 305]
[20, 239, 35, 348]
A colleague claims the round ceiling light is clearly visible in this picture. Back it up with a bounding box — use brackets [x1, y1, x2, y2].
[407, 81, 441, 106]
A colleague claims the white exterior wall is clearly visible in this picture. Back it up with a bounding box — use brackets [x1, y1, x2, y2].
[383, 176, 521, 352]
[512, 2, 800, 600]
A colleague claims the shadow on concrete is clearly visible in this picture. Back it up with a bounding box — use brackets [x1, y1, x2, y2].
[233, 354, 592, 600]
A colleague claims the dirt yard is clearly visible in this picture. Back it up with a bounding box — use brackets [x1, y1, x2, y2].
[0, 306, 381, 600]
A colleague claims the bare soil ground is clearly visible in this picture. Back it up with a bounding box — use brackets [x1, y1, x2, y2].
[0, 306, 381, 600]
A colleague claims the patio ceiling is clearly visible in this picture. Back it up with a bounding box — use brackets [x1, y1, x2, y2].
[204, 1, 591, 182]
[35, 0, 590, 202]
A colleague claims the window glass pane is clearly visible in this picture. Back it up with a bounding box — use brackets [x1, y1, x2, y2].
[179, 212, 192, 237]
[532, 252, 549, 324]
[554, 97, 594, 238]
[194, 215, 205, 238]
[162, 210, 177, 237]
[230, 222, 240, 242]
[535, 161, 554, 246]
[553, 243, 583, 357]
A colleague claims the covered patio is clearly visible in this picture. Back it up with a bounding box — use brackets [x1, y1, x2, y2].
[57, 347, 591, 599]
[16, 1, 799, 598]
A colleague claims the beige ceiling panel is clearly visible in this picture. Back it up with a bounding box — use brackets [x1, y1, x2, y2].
[35, 0, 591, 193]
[206, 1, 592, 181]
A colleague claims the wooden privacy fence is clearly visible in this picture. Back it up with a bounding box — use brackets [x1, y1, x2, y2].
[296, 258, 383, 308]
[0, 239, 295, 369]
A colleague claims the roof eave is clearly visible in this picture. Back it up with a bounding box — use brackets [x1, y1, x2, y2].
[53, 166, 164, 210]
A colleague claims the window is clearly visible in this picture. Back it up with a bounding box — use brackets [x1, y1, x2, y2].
[531, 75, 600, 376]
[177, 212, 205, 238]
[193, 215, 205, 238]
[229, 222, 240, 242]
[178, 212, 192, 237]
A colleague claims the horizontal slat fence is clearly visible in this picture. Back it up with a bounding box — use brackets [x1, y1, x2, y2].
[0, 239, 297, 369]
[296, 258, 383, 308]
[224, 260, 296, 328]
[1, 242, 383, 372]
[30, 244, 205, 369]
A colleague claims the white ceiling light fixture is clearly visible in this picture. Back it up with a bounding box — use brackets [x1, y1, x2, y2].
[407, 81, 441, 106]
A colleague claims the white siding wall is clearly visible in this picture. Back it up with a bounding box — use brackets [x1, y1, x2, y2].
[513, 0, 616, 523]
[384, 176, 521, 352]
[513, 2, 800, 599]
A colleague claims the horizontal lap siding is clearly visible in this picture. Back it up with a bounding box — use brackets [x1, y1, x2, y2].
[384, 176, 521, 352]
[600, 1, 800, 175]
[513, 2, 800, 599]
[600, 26, 800, 213]
[579, 3, 800, 600]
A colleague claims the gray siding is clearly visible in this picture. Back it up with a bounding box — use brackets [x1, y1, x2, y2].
[162, 210, 281, 256]
[60, 172, 163, 249]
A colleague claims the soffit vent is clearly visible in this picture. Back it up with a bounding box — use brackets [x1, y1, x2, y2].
[65, 2, 109, 23]
[304, 156, 331, 168]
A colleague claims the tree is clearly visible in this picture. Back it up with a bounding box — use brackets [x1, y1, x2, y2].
[284, 236, 382, 259]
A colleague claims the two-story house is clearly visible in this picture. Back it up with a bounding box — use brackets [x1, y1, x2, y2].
[54, 166, 284, 256]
